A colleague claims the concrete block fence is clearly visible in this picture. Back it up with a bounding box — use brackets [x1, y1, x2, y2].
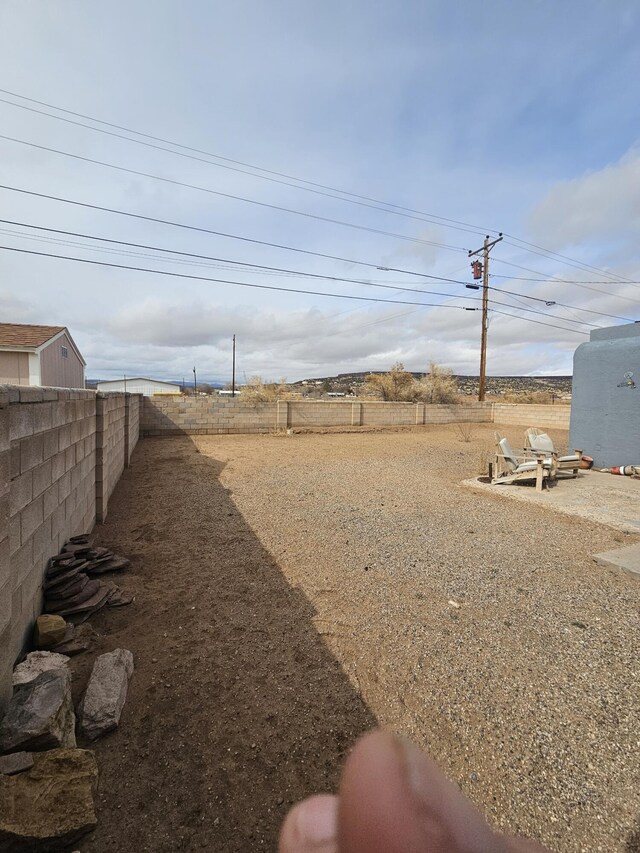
[141, 397, 569, 436]
[141, 397, 498, 435]
[0, 386, 141, 709]
[492, 403, 570, 430]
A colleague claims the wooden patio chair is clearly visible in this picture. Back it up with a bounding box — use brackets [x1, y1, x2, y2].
[492, 432, 557, 492]
[524, 428, 582, 478]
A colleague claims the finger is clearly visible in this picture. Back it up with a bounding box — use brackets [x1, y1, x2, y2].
[338, 730, 544, 853]
[279, 794, 339, 853]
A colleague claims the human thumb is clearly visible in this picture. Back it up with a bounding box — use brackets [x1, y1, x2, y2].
[337, 730, 548, 853]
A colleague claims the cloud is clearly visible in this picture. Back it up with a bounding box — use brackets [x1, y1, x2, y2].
[527, 148, 640, 251]
[1, 1, 638, 385]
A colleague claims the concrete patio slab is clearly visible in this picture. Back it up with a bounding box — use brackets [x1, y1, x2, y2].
[463, 469, 640, 534]
[592, 544, 640, 578]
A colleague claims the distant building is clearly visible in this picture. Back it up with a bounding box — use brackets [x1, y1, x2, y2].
[0, 323, 85, 389]
[96, 377, 182, 397]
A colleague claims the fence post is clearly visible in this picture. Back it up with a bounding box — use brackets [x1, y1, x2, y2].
[351, 402, 363, 426]
[277, 400, 290, 429]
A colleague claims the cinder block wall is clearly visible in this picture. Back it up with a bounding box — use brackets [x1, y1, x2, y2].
[141, 397, 496, 435]
[126, 394, 141, 464]
[492, 403, 570, 430]
[0, 386, 141, 709]
[95, 394, 127, 523]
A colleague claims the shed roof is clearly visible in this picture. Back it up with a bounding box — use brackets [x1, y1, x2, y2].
[97, 377, 181, 387]
[0, 323, 65, 348]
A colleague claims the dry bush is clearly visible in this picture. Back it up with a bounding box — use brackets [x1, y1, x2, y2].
[455, 422, 475, 443]
[240, 376, 291, 403]
[419, 362, 458, 404]
[363, 361, 460, 404]
[363, 362, 424, 402]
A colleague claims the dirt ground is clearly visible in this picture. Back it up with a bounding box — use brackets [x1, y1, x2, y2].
[75, 424, 640, 853]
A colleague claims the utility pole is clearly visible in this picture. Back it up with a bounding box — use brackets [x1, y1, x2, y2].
[232, 334, 236, 397]
[468, 233, 503, 401]
[193, 366, 197, 397]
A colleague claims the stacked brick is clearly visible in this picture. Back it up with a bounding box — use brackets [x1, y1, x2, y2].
[141, 397, 279, 435]
[0, 387, 142, 710]
[95, 394, 127, 523]
[493, 403, 570, 430]
[2, 386, 96, 707]
[141, 397, 495, 436]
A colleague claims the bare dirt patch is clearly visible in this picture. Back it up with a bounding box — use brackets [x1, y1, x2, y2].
[78, 425, 640, 852]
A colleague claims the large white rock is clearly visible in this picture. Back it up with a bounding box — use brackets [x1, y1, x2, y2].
[79, 648, 134, 740]
[13, 651, 70, 687]
[0, 669, 76, 753]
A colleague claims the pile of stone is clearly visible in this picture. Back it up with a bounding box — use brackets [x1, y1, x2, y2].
[0, 648, 134, 850]
[43, 534, 133, 623]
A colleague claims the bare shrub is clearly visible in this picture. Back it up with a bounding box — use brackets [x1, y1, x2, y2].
[419, 362, 458, 404]
[240, 376, 291, 403]
[363, 362, 423, 402]
[455, 422, 475, 443]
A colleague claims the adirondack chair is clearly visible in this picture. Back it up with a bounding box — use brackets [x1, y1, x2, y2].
[524, 428, 582, 477]
[492, 432, 556, 492]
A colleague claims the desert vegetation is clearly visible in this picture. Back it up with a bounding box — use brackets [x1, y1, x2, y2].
[239, 375, 291, 403]
[362, 362, 458, 403]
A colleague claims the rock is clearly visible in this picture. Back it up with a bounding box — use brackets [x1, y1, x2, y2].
[49, 583, 113, 618]
[50, 640, 88, 657]
[45, 579, 101, 611]
[0, 748, 97, 851]
[0, 752, 33, 775]
[0, 669, 76, 753]
[43, 567, 86, 592]
[33, 615, 67, 649]
[12, 652, 70, 687]
[79, 649, 134, 740]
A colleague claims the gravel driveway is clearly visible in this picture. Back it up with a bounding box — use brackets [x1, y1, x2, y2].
[82, 425, 640, 852]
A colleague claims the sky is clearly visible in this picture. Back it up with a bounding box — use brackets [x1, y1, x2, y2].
[0, 0, 639, 383]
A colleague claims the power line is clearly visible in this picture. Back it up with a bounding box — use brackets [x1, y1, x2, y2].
[0, 95, 492, 241]
[0, 89, 497, 239]
[0, 183, 505, 283]
[1, 219, 604, 327]
[491, 272, 640, 284]
[490, 256, 640, 303]
[0, 135, 468, 253]
[487, 284, 634, 323]
[0, 217, 476, 291]
[2, 184, 634, 322]
[0, 244, 588, 336]
[502, 234, 635, 284]
[1, 89, 629, 284]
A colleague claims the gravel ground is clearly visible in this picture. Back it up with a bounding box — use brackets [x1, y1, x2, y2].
[78, 425, 640, 852]
[207, 424, 640, 853]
